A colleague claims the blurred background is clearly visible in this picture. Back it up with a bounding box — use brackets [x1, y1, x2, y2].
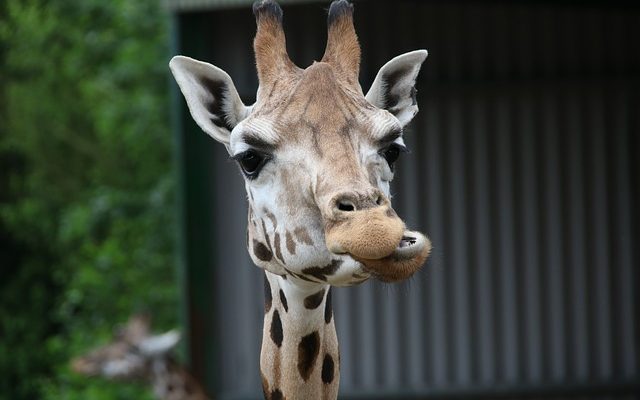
[1, 0, 638, 399]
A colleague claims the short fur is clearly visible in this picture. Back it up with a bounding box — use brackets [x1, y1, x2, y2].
[322, 0, 361, 88]
[170, 1, 430, 398]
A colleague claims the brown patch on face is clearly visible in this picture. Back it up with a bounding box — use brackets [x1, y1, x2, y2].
[283, 267, 315, 283]
[273, 233, 286, 264]
[293, 227, 313, 246]
[253, 240, 273, 262]
[297, 331, 320, 381]
[301, 260, 342, 281]
[261, 220, 272, 250]
[264, 210, 278, 230]
[285, 231, 296, 255]
[247, 211, 256, 250]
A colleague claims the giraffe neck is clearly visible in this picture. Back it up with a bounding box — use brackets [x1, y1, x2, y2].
[260, 271, 340, 400]
[149, 357, 209, 400]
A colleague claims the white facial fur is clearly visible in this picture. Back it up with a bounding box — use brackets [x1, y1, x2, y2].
[231, 108, 404, 287]
[169, 50, 427, 286]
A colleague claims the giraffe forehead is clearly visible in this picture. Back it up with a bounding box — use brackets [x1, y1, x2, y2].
[237, 62, 402, 149]
[239, 106, 399, 149]
[282, 67, 400, 140]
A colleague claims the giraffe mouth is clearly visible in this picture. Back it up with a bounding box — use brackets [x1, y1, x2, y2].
[326, 222, 431, 282]
[324, 205, 430, 282]
[350, 229, 431, 282]
[395, 231, 426, 257]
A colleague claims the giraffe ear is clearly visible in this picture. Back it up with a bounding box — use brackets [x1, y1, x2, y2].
[138, 330, 181, 356]
[170, 56, 250, 145]
[365, 50, 428, 127]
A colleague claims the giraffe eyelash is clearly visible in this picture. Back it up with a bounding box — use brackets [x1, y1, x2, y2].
[378, 143, 408, 171]
[232, 149, 272, 179]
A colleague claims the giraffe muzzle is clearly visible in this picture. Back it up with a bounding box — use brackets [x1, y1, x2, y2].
[352, 229, 431, 282]
[324, 205, 431, 282]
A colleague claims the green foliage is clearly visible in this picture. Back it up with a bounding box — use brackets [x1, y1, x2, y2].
[0, 0, 177, 398]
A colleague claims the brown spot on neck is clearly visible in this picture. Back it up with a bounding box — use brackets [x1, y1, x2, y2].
[303, 289, 326, 310]
[270, 389, 284, 400]
[297, 331, 320, 381]
[278, 289, 288, 312]
[264, 276, 273, 312]
[324, 288, 333, 324]
[321, 354, 335, 384]
[270, 310, 283, 347]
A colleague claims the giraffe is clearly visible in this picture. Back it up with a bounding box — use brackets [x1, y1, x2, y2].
[169, 0, 431, 398]
[71, 314, 210, 400]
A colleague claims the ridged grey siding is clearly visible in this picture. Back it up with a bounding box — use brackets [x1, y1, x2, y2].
[333, 80, 639, 397]
[173, 1, 640, 399]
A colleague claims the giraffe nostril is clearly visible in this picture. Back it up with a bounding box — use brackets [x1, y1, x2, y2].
[333, 191, 386, 213]
[337, 200, 355, 212]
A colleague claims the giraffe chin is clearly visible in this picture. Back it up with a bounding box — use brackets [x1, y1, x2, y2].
[352, 230, 431, 283]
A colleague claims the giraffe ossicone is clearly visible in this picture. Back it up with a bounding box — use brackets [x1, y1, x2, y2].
[171, 0, 430, 398]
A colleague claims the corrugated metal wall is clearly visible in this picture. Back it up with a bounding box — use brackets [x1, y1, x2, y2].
[336, 80, 639, 398]
[173, 1, 640, 399]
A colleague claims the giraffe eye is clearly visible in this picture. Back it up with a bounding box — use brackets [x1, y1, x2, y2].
[379, 144, 406, 170]
[234, 150, 269, 178]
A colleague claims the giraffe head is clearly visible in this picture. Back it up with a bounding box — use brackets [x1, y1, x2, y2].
[170, 0, 431, 284]
[71, 314, 181, 380]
